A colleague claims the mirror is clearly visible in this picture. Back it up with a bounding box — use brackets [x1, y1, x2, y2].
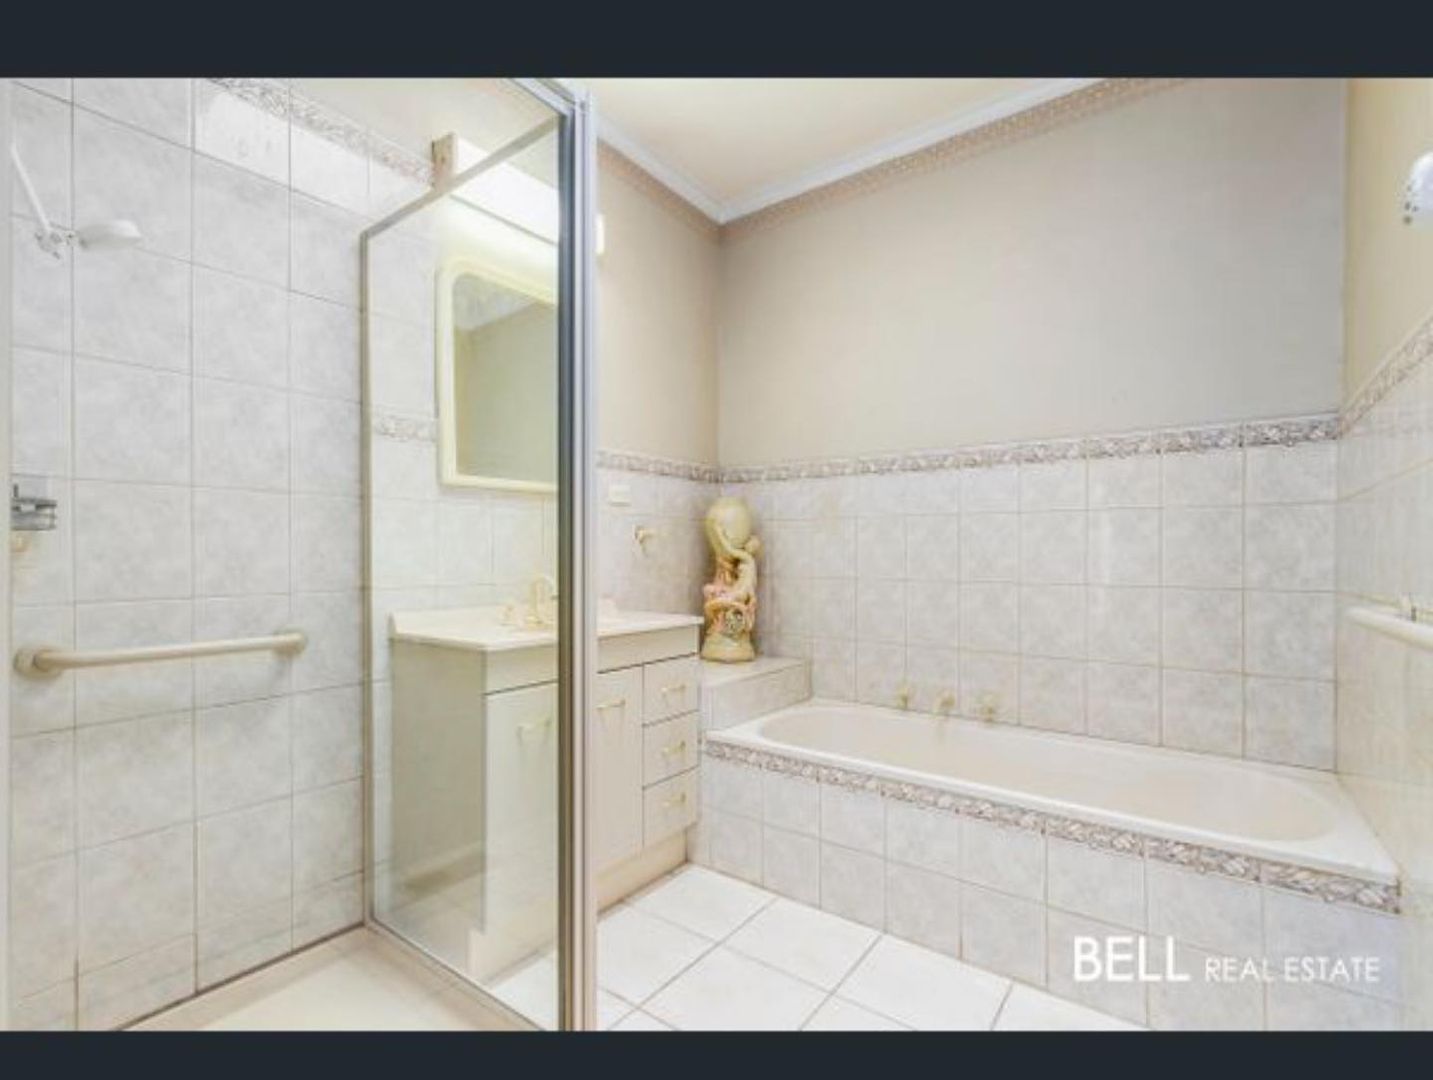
[437, 256, 557, 491]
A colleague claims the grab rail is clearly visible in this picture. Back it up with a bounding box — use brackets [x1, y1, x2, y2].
[14, 629, 307, 677]
[1345, 604, 1433, 652]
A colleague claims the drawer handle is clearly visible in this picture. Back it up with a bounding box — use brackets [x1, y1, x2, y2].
[596, 697, 627, 715]
[517, 716, 554, 739]
[660, 682, 687, 698]
[659, 739, 687, 757]
[661, 792, 688, 810]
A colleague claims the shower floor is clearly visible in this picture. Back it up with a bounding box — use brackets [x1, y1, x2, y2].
[136, 864, 1140, 1031]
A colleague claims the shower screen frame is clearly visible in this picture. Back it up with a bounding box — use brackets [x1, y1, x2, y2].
[357, 78, 597, 1032]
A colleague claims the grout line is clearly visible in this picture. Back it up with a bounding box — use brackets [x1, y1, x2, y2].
[988, 980, 1017, 1031]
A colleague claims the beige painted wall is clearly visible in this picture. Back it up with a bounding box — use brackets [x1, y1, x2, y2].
[717, 79, 1346, 465]
[1344, 78, 1433, 396]
[596, 161, 721, 464]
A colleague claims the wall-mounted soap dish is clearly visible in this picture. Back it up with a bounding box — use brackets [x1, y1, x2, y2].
[11, 484, 58, 532]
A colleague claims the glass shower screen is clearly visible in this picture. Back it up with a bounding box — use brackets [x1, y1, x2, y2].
[361, 79, 594, 1030]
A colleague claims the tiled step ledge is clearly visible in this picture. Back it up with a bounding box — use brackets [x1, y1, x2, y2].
[700, 656, 811, 732]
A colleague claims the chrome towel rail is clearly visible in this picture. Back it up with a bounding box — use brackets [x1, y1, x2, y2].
[14, 629, 307, 677]
[1345, 603, 1433, 652]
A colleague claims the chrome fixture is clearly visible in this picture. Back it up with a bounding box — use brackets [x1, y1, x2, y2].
[11, 142, 143, 256]
[11, 483, 57, 532]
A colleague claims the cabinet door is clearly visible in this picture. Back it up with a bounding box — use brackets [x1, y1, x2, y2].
[591, 667, 644, 871]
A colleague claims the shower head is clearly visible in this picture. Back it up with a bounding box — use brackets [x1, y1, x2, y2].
[75, 219, 143, 250]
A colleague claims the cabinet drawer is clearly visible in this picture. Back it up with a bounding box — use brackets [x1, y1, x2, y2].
[642, 713, 698, 785]
[642, 656, 700, 723]
[592, 667, 643, 729]
[643, 768, 697, 846]
[591, 667, 644, 872]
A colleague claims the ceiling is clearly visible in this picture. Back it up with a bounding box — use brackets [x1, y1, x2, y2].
[578, 78, 1098, 222]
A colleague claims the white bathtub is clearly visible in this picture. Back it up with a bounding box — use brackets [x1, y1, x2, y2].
[708, 700, 1397, 886]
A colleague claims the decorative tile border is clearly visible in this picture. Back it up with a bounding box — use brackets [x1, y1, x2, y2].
[1341, 308, 1433, 434]
[702, 738, 1401, 914]
[598, 143, 720, 238]
[370, 412, 437, 444]
[722, 79, 1187, 240]
[596, 448, 722, 484]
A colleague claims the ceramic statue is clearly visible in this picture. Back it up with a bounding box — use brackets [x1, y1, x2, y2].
[701, 496, 761, 662]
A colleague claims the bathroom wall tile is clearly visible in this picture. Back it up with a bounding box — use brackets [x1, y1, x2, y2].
[198, 797, 292, 928]
[74, 79, 192, 145]
[1161, 669, 1243, 755]
[1162, 448, 1242, 506]
[289, 293, 359, 399]
[12, 223, 73, 352]
[1085, 662, 1161, 745]
[293, 779, 362, 892]
[11, 731, 76, 864]
[1146, 861, 1263, 957]
[762, 772, 819, 836]
[905, 515, 959, 581]
[194, 488, 289, 596]
[74, 108, 191, 258]
[820, 783, 885, 854]
[820, 842, 885, 930]
[198, 898, 291, 990]
[290, 193, 362, 306]
[78, 934, 195, 1031]
[13, 347, 71, 476]
[293, 496, 362, 592]
[961, 464, 1019, 512]
[856, 641, 906, 707]
[74, 247, 191, 372]
[1046, 837, 1145, 928]
[905, 579, 960, 647]
[1245, 443, 1336, 505]
[194, 79, 288, 183]
[905, 645, 960, 711]
[73, 482, 191, 602]
[959, 583, 1018, 653]
[1265, 981, 1401, 1031]
[1162, 507, 1242, 588]
[1244, 590, 1335, 679]
[195, 379, 289, 491]
[74, 601, 193, 725]
[1088, 509, 1160, 585]
[761, 827, 821, 906]
[196, 698, 291, 816]
[11, 605, 76, 735]
[905, 469, 961, 513]
[810, 636, 856, 698]
[193, 267, 289, 387]
[368, 314, 436, 417]
[1087, 586, 1161, 665]
[367, 229, 434, 325]
[856, 578, 905, 642]
[290, 101, 368, 214]
[1088, 455, 1161, 509]
[1020, 584, 1086, 659]
[291, 590, 361, 691]
[1147, 940, 1263, 1030]
[1245, 504, 1335, 591]
[73, 358, 190, 484]
[806, 519, 851, 579]
[857, 473, 908, 517]
[291, 395, 360, 495]
[12, 86, 71, 226]
[77, 712, 193, 847]
[10, 854, 77, 998]
[1161, 588, 1242, 673]
[12, 478, 74, 606]
[372, 498, 438, 589]
[958, 650, 1019, 722]
[887, 861, 962, 957]
[1244, 677, 1334, 769]
[1263, 888, 1401, 1003]
[292, 685, 362, 791]
[491, 500, 546, 585]
[857, 516, 906, 579]
[1045, 909, 1148, 1024]
[194, 156, 289, 285]
[368, 587, 432, 682]
[17, 78, 72, 100]
[1019, 656, 1085, 733]
[78, 822, 194, 971]
[292, 872, 363, 949]
[1020, 459, 1086, 511]
[707, 808, 763, 883]
[961, 883, 1045, 984]
[960, 818, 1044, 900]
[1020, 511, 1086, 584]
[194, 594, 293, 707]
[960, 513, 1019, 581]
[12, 981, 77, 1031]
[884, 801, 961, 877]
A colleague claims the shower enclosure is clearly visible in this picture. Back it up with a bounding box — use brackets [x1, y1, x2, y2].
[361, 79, 596, 1030]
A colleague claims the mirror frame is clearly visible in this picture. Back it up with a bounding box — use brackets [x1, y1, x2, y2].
[435, 252, 559, 494]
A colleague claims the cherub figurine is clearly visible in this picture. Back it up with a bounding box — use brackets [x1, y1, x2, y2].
[701, 496, 761, 662]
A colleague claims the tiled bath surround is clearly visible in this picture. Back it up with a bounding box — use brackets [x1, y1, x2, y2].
[4, 77, 440, 1031]
[692, 742, 1402, 1030]
[737, 416, 1340, 771]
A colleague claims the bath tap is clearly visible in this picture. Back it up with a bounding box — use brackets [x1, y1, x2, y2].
[523, 573, 558, 629]
[935, 690, 957, 717]
[975, 691, 1000, 723]
[894, 684, 912, 710]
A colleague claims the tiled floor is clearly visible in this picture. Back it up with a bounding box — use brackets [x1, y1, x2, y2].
[134, 929, 518, 1031]
[498, 864, 1142, 1031]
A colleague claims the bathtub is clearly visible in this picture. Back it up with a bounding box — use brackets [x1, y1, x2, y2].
[706, 700, 1397, 889]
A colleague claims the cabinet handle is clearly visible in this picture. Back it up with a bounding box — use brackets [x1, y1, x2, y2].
[517, 716, 553, 739]
[661, 791, 688, 810]
[660, 682, 687, 698]
[596, 697, 626, 714]
[659, 739, 687, 757]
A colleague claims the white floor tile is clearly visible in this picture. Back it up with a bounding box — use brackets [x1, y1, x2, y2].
[838, 935, 1011, 1031]
[994, 984, 1143, 1031]
[598, 989, 632, 1029]
[612, 1009, 673, 1031]
[727, 897, 879, 990]
[597, 905, 713, 1004]
[803, 996, 910, 1031]
[630, 864, 775, 940]
[489, 952, 557, 1029]
[645, 947, 827, 1031]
